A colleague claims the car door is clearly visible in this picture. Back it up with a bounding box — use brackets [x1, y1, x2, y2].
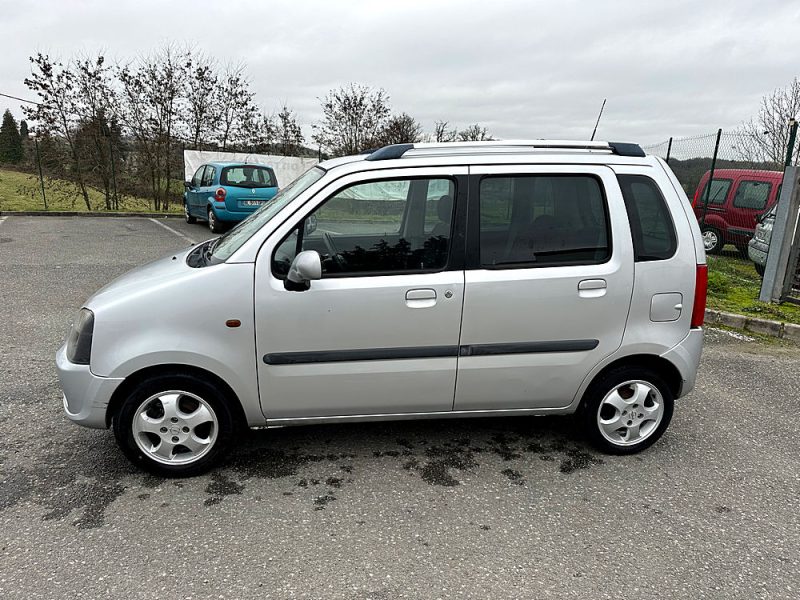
[454, 165, 634, 411]
[186, 166, 205, 215]
[199, 165, 216, 213]
[728, 177, 773, 243]
[254, 167, 468, 419]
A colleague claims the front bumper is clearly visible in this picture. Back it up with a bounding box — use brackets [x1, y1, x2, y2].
[56, 344, 125, 429]
[660, 328, 704, 398]
[748, 239, 769, 266]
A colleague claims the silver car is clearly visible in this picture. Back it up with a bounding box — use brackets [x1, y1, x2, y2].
[57, 140, 707, 476]
[748, 207, 774, 277]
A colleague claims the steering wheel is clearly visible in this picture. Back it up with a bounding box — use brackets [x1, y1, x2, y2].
[321, 231, 347, 271]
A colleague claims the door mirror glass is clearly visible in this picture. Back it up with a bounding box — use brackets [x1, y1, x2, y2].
[285, 250, 322, 291]
[184, 180, 193, 188]
[305, 214, 318, 236]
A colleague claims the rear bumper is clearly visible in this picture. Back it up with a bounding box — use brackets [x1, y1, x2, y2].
[661, 328, 704, 398]
[56, 344, 124, 429]
[212, 205, 259, 223]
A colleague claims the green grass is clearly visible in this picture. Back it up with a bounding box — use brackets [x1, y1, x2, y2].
[0, 168, 180, 213]
[707, 254, 800, 325]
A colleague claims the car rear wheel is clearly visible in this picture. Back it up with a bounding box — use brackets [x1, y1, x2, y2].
[113, 372, 237, 477]
[208, 208, 224, 233]
[581, 366, 674, 455]
[755, 262, 765, 277]
[701, 226, 723, 254]
[184, 202, 196, 224]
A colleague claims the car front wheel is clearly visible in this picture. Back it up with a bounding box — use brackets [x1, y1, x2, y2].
[184, 202, 196, 224]
[581, 366, 674, 455]
[113, 372, 237, 477]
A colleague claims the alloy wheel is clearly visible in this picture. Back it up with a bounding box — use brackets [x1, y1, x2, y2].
[596, 380, 664, 447]
[131, 390, 218, 465]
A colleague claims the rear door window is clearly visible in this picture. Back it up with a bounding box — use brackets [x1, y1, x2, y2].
[733, 180, 771, 210]
[618, 175, 677, 261]
[201, 166, 215, 187]
[478, 175, 610, 267]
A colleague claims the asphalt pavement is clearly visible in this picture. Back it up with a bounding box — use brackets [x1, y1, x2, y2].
[1, 216, 799, 599]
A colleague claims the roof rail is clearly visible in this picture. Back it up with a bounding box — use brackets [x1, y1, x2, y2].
[364, 140, 646, 161]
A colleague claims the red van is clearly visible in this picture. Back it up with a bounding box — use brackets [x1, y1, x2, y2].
[691, 169, 783, 254]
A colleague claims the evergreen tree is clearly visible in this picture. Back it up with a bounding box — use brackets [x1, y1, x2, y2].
[0, 109, 23, 164]
[19, 120, 29, 139]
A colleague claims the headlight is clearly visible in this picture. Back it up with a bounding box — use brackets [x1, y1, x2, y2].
[66, 308, 95, 365]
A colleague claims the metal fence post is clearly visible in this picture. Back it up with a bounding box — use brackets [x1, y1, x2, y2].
[699, 128, 722, 227]
[760, 166, 800, 302]
[665, 137, 673, 164]
[34, 137, 47, 210]
[109, 135, 118, 210]
[785, 119, 798, 167]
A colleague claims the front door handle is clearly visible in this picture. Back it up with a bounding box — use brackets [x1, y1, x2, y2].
[405, 288, 437, 309]
[578, 279, 607, 298]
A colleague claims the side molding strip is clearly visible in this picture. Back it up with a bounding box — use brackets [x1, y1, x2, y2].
[263, 345, 459, 365]
[459, 339, 599, 356]
[263, 339, 598, 365]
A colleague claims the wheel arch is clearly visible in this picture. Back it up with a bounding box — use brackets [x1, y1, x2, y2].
[577, 354, 683, 412]
[105, 364, 247, 429]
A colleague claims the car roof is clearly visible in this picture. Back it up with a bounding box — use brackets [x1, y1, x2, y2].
[206, 162, 273, 168]
[705, 169, 783, 179]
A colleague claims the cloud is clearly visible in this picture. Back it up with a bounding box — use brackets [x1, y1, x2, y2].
[1, 0, 798, 145]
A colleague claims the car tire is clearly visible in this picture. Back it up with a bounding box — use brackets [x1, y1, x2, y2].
[112, 372, 238, 477]
[755, 263, 765, 277]
[208, 208, 224, 233]
[700, 226, 723, 254]
[581, 365, 674, 455]
[184, 202, 197, 224]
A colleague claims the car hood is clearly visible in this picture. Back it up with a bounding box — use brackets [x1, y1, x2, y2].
[85, 245, 199, 310]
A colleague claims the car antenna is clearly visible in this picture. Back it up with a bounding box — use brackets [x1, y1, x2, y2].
[590, 98, 607, 141]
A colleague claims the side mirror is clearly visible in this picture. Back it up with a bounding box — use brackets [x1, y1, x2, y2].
[184, 180, 193, 189]
[285, 250, 322, 291]
[305, 214, 318, 236]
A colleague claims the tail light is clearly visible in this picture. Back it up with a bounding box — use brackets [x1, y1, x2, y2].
[214, 188, 226, 202]
[691, 264, 708, 328]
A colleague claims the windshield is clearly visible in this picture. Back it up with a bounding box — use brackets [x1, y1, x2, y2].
[211, 166, 325, 262]
[221, 165, 276, 188]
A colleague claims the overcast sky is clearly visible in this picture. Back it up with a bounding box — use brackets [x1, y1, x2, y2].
[1, 0, 798, 146]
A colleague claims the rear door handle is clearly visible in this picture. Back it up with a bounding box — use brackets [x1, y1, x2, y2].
[405, 288, 437, 308]
[578, 279, 607, 298]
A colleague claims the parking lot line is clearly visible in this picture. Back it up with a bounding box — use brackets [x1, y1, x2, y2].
[148, 218, 197, 245]
[0, 216, 7, 225]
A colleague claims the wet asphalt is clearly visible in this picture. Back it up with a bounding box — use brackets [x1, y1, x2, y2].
[0, 216, 799, 599]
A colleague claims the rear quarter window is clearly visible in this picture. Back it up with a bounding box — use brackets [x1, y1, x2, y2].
[618, 175, 677, 261]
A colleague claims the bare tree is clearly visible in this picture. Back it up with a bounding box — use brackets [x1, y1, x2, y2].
[379, 113, 423, 145]
[24, 54, 93, 210]
[458, 123, 492, 142]
[216, 64, 257, 151]
[275, 104, 304, 156]
[434, 120, 457, 143]
[117, 46, 189, 211]
[738, 77, 800, 165]
[185, 53, 219, 151]
[312, 83, 390, 156]
[73, 53, 120, 209]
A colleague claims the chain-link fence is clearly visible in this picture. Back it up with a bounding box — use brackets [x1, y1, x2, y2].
[645, 130, 784, 258]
